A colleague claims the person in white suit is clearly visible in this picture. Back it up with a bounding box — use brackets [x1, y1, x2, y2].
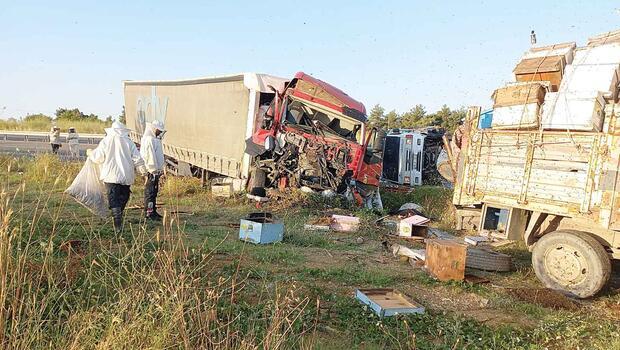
[89, 121, 146, 232]
[140, 120, 165, 220]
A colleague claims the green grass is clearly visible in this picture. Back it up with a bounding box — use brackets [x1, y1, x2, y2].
[0, 155, 619, 349]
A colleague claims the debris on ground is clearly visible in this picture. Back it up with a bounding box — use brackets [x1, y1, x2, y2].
[330, 214, 360, 232]
[211, 182, 233, 198]
[464, 236, 489, 245]
[508, 288, 581, 311]
[427, 227, 456, 240]
[355, 288, 425, 317]
[397, 202, 426, 216]
[464, 274, 491, 284]
[304, 216, 332, 231]
[398, 214, 429, 238]
[391, 244, 425, 261]
[239, 212, 284, 244]
[425, 239, 467, 281]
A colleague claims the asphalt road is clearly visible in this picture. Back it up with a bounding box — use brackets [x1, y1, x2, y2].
[0, 131, 103, 159]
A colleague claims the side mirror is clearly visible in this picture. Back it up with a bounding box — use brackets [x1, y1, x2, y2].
[373, 129, 387, 153]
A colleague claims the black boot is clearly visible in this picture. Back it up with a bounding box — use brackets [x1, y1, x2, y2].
[111, 207, 124, 233]
[145, 201, 162, 221]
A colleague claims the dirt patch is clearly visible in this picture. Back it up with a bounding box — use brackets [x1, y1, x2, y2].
[508, 288, 580, 311]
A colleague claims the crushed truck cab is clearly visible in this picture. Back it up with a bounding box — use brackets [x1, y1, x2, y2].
[246, 72, 382, 207]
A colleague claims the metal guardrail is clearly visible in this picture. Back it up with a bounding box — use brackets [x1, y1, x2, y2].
[0, 132, 103, 145]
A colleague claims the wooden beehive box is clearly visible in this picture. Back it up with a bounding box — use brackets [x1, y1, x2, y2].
[425, 239, 467, 281]
[513, 55, 566, 92]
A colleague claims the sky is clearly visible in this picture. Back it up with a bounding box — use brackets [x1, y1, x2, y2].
[1, 0, 619, 120]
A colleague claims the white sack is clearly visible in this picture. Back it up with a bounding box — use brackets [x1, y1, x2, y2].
[65, 159, 108, 217]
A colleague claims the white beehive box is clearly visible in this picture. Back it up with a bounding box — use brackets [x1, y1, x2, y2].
[492, 103, 540, 129]
[541, 91, 605, 131]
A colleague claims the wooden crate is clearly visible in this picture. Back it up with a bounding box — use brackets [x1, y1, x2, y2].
[425, 240, 466, 281]
[513, 55, 566, 92]
[492, 82, 546, 108]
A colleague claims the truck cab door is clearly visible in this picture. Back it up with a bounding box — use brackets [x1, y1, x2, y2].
[411, 133, 425, 186]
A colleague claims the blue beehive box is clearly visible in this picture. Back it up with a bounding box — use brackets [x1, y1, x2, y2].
[239, 213, 284, 244]
[355, 288, 425, 317]
[479, 109, 493, 129]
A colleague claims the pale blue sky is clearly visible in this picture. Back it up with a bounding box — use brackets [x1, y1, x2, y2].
[1, 0, 619, 119]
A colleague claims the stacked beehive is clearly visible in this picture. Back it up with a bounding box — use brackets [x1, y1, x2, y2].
[490, 29, 620, 131]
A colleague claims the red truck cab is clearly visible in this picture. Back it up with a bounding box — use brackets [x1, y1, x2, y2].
[248, 72, 383, 207]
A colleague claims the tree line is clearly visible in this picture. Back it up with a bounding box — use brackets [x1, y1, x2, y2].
[367, 104, 466, 133]
[19, 108, 119, 124]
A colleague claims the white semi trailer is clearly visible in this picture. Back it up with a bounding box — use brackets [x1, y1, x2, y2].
[123, 73, 287, 189]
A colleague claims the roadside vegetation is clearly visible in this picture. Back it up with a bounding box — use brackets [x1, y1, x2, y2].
[0, 108, 118, 134]
[0, 155, 619, 349]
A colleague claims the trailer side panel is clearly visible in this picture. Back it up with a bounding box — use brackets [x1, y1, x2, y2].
[124, 78, 251, 178]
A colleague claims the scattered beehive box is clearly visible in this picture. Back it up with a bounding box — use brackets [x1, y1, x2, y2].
[425, 239, 467, 281]
[211, 183, 233, 198]
[513, 55, 566, 92]
[239, 213, 284, 244]
[398, 215, 429, 237]
[330, 215, 360, 232]
[355, 288, 425, 317]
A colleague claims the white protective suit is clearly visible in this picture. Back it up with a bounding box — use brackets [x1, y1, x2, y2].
[89, 121, 145, 185]
[49, 128, 60, 145]
[140, 121, 165, 174]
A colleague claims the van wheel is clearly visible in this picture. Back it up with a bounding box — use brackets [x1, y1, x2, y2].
[531, 230, 611, 298]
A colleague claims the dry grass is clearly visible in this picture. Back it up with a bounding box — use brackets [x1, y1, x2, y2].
[0, 162, 316, 349]
[0, 118, 109, 134]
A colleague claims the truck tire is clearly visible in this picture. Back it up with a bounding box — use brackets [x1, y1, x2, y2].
[466, 247, 512, 272]
[531, 230, 611, 298]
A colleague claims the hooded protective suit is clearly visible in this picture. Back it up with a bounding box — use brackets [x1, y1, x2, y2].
[140, 121, 165, 174]
[89, 121, 145, 185]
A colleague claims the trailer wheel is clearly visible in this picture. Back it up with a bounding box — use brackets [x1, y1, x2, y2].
[532, 230, 611, 298]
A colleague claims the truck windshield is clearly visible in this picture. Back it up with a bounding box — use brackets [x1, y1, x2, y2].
[284, 98, 362, 143]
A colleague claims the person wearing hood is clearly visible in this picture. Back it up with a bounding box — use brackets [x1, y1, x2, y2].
[67, 127, 79, 159]
[49, 126, 61, 154]
[140, 120, 165, 220]
[89, 121, 146, 232]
